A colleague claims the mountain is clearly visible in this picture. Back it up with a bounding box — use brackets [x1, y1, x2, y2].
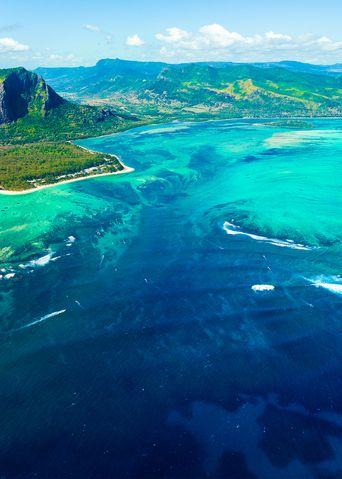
[250, 61, 342, 76]
[1, 61, 341, 191]
[36, 59, 342, 120]
[0, 67, 137, 144]
[0, 68, 140, 191]
[0, 67, 64, 124]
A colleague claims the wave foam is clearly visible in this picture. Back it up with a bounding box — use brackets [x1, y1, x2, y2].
[223, 221, 311, 251]
[30, 253, 53, 267]
[252, 284, 275, 292]
[18, 252, 54, 271]
[310, 276, 342, 296]
[66, 236, 76, 247]
[4, 273, 15, 280]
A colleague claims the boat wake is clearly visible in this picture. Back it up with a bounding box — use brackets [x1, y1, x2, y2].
[9, 309, 67, 333]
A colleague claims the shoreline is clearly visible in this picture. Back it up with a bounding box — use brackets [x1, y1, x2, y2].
[0, 147, 135, 196]
[1, 116, 340, 196]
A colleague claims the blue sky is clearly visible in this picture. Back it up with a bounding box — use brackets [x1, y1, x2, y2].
[1, 0, 342, 68]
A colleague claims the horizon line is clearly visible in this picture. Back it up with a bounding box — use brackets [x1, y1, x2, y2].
[20, 57, 342, 70]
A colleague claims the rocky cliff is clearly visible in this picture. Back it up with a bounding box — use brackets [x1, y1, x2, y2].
[0, 67, 64, 124]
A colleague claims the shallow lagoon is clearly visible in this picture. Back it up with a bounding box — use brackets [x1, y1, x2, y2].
[0, 119, 342, 478]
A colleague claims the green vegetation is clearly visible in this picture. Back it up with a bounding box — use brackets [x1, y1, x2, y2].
[0, 142, 123, 191]
[0, 67, 25, 81]
[36, 59, 342, 121]
[0, 101, 138, 145]
[0, 67, 139, 144]
[0, 67, 138, 191]
[1, 60, 342, 191]
[262, 120, 314, 129]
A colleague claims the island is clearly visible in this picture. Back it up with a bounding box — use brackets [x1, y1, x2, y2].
[261, 119, 315, 129]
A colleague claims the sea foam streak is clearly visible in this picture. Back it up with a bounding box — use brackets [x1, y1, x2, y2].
[30, 253, 53, 267]
[17, 309, 67, 331]
[17, 252, 54, 271]
[309, 276, 342, 296]
[223, 221, 311, 251]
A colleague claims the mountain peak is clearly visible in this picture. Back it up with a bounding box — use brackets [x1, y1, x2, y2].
[0, 67, 64, 124]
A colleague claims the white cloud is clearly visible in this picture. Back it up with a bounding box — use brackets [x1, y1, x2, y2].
[156, 27, 191, 44]
[265, 31, 292, 41]
[316, 36, 342, 51]
[154, 24, 342, 63]
[83, 24, 100, 32]
[199, 24, 244, 47]
[0, 37, 29, 53]
[126, 34, 144, 47]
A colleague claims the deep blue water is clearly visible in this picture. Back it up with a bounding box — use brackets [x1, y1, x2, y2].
[0, 119, 342, 478]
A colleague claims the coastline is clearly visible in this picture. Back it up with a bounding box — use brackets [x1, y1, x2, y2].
[0, 147, 135, 196]
[1, 116, 340, 196]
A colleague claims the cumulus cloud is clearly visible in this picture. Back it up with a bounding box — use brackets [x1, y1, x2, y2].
[156, 27, 191, 44]
[265, 31, 292, 41]
[0, 37, 29, 53]
[126, 34, 144, 47]
[82, 24, 100, 32]
[199, 24, 244, 47]
[154, 24, 342, 62]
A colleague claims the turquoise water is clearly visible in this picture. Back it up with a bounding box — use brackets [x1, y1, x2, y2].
[0, 119, 342, 478]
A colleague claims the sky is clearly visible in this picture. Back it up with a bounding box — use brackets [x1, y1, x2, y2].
[1, 0, 342, 68]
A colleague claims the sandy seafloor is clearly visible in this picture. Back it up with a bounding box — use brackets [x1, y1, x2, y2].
[0, 118, 342, 478]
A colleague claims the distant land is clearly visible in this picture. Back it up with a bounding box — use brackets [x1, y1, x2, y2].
[36, 58, 342, 121]
[0, 67, 139, 145]
[1, 59, 342, 192]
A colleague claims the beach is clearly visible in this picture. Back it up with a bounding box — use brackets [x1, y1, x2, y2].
[0, 148, 134, 196]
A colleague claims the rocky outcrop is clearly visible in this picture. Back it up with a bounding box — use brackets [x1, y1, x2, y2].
[0, 68, 64, 124]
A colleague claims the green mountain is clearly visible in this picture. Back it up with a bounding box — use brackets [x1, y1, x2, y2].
[0, 67, 137, 144]
[253, 61, 342, 76]
[1, 61, 342, 192]
[0, 67, 140, 191]
[36, 59, 342, 120]
[0, 67, 64, 124]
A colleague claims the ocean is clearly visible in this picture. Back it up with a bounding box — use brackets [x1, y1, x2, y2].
[0, 118, 342, 478]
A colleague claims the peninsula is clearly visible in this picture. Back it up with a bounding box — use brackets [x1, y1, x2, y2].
[0, 67, 138, 192]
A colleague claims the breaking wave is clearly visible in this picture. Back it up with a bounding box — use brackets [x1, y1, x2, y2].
[223, 221, 312, 251]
